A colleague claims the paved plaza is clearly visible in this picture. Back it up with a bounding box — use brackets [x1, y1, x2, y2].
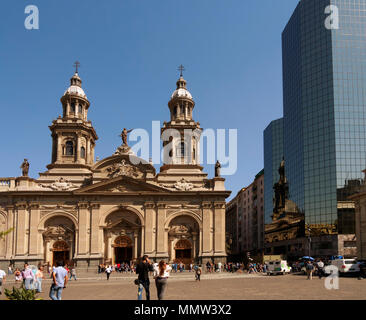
[1, 272, 365, 300]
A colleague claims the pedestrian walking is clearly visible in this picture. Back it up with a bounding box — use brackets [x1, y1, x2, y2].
[8, 265, 13, 275]
[195, 265, 202, 281]
[69, 267, 77, 281]
[317, 260, 325, 279]
[14, 268, 22, 282]
[105, 265, 112, 280]
[306, 261, 314, 280]
[35, 266, 44, 293]
[136, 255, 154, 300]
[21, 263, 35, 290]
[0, 268, 6, 296]
[153, 260, 171, 300]
[49, 261, 68, 300]
[218, 262, 222, 272]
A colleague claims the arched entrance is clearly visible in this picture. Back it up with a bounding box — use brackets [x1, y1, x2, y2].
[103, 209, 142, 264]
[113, 236, 133, 263]
[174, 239, 192, 265]
[52, 240, 70, 266]
[168, 215, 199, 264]
[42, 216, 76, 266]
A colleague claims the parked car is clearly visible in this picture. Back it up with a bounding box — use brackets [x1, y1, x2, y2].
[265, 260, 291, 275]
[326, 258, 360, 274]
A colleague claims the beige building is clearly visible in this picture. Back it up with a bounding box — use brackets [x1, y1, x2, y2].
[226, 170, 264, 258]
[0, 70, 230, 269]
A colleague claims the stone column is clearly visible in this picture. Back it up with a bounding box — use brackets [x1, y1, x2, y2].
[28, 203, 40, 258]
[107, 235, 112, 263]
[91, 143, 95, 163]
[76, 134, 82, 163]
[133, 232, 138, 259]
[90, 203, 101, 255]
[201, 202, 213, 258]
[5, 205, 14, 259]
[144, 202, 156, 256]
[44, 240, 50, 265]
[86, 139, 91, 165]
[170, 238, 175, 262]
[77, 203, 89, 256]
[15, 203, 28, 257]
[156, 203, 168, 258]
[56, 134, 62, 162]
[66, 101, 70, 116]
[213, 202, 226, 260]
[192, 233, 197, 260]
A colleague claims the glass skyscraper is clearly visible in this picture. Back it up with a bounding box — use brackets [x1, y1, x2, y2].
[282, 0, 366, 234]
[264, 0, 366, 249]
[263, 118, 284, 225]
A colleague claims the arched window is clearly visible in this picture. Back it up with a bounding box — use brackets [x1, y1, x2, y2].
[80, 146, 86, 158]
[65, 141, 74, 155]
[177, 142, 186, 158]
[174, 106, 178, 117]
[70, 103, 75, 113]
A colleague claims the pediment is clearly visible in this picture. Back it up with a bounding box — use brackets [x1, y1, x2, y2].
[106, 217, 140, 229]
[92, 154, 156, 179]
[73, 175, 171, 194]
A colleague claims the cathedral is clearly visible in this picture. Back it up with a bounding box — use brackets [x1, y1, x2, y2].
[0, 67, 230, 269]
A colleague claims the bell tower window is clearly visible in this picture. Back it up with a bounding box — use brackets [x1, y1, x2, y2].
[70, 103, 76, 113]
[177, 142, 186, 158]
[65, 141, 74, 155]
[80, 147, 86, 159]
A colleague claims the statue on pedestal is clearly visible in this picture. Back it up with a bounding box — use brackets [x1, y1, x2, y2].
[215, 160, 221, 177]
[20, 159, 29, 177]
[120, 128, 133, 146]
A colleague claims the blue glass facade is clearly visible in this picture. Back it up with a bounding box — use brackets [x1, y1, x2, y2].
[281, 0, 366, 234]
[263, 118, 284, 225]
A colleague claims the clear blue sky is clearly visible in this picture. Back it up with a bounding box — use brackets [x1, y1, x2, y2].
[0, 0, 298, 199]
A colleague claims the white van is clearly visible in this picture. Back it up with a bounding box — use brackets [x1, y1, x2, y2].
[329, 258, 360, 274]
[265, 260, 291, 275]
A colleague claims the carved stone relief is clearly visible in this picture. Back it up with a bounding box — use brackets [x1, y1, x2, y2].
[106, 160, 144, 179]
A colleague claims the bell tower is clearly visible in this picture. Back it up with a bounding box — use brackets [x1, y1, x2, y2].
[47, 63, 98, 170]
[161, 66, 202, 167]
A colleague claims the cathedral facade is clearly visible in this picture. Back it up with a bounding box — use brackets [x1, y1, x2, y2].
[0, 69, 230, 269]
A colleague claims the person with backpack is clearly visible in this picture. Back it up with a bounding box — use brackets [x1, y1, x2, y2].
[306, 260, 314, 280]
[136, 255, 154, 300]
[195, 265, 202, 281]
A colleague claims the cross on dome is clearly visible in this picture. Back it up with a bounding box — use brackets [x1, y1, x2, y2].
[73, 61, 80, 74]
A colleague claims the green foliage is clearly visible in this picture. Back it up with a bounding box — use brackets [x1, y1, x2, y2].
[0, 228, 13, 240]
[4, 285, 42, 300]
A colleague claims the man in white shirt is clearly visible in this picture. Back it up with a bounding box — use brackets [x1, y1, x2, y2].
[317, 260, 325, 279]
[218, 262, 222, 272]
[105, 265, 112, 280]
[0, 269, 6, 295]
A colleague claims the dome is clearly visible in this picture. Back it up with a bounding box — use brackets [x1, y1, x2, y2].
[64, 85, 87, 98]
[171, 88, 192, 99]
[63, 72, 87, 99]
[170, 76, 193, 100]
